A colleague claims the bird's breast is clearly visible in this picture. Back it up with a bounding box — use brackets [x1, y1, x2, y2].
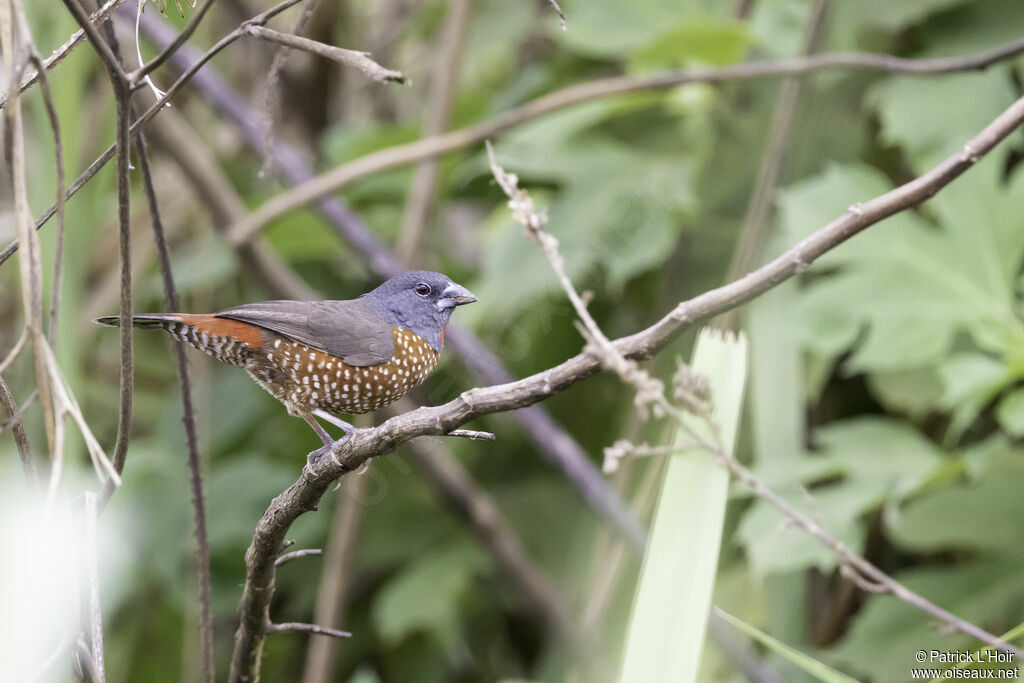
[246, 326, 439, 415]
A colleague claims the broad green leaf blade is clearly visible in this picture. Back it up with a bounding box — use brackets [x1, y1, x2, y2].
[713, 608, 858, 683]
[619, 328, 748, 683]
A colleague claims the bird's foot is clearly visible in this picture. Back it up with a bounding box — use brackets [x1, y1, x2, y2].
[306, 432, 353, 463]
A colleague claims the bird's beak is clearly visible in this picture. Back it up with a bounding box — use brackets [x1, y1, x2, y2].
[437, 283, 478, 309]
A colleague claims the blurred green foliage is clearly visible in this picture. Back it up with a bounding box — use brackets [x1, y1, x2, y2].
[4, 0, 1024, 681]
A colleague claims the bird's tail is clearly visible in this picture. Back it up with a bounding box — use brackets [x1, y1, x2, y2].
[94, 313, 185, 329]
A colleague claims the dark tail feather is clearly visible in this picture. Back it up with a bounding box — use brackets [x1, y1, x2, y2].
[94, 313, 183, 329]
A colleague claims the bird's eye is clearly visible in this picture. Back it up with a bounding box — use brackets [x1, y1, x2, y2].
[414, 283, 431, 296]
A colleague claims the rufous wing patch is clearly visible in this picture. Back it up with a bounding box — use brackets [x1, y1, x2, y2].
[178, 314, 265, 349]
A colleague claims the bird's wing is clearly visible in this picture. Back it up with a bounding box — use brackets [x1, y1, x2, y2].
[215, 300, 395, 366]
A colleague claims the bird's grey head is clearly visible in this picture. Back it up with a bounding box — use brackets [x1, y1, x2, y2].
[363, 270, 477, 351]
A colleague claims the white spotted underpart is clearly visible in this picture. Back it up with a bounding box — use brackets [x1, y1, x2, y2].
[165, 322, 440, 416]
[259, 327, 439, 416]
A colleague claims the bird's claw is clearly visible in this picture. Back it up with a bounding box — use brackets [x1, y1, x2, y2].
[306, 432, 353, 463]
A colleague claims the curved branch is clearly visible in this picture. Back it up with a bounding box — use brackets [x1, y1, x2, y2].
[228, 88, 1024, 682]
[224, 35, 1024, 244]
[132, 10, 650, 547]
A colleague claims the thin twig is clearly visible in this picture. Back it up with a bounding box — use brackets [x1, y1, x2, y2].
[444, 428, 495, 441]
[16, 26, 1024, 264]
[0, 326, 27, 374]
[60, 0, 128, 84]
[224, 34, 1024, 244]
[102, 67, 134, 498]
[4, 1, 57, 454]
[0, 375, 36, 484]
[134, 127, 216, 683]
[275, 548, 323, 567]
[0, 387, 36, 433]
[258, 0, 319, 177]
[395, 0, 472, 265]
[83, 492, 106, 682]
[267, 623, 352, 639]
[717, 0, 828, 330]
[0, 0, 125, 108]
[25, 49, 67, 345]
[545, 0, 566, 31]
[0, 0, 307, 269]
[489, 136, 1024, 660]
[246, 25, 408, 83]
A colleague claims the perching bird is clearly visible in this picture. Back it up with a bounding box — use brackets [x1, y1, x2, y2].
[96, 271, 477, 458]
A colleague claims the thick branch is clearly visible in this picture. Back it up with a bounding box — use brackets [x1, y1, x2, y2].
[228, 86, 1024, 681]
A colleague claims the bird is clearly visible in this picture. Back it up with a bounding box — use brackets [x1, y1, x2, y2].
[96, 270, 477, 459]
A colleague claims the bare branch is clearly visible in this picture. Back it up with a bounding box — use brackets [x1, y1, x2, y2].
[0, 0, 125, 108]
[225, 35, 1024, 244]
[247, 25, 408, 84]
[267, 623, 352, 639]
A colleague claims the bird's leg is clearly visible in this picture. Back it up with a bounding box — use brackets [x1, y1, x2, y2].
[302, 411, 356, 462]
[313, 409, 357, 436]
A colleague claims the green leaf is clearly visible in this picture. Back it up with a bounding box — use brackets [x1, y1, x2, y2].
[620, 329, 748, 683]
[714, 608, 858, 683]
[996, 388, 1024, 437]
[558, 0, 701, 59]
[866, 367, 944, 420]
[887, 446, 1024, 557]
[630, 20, 752, 71]
[738, 418, 944, 574]
[784, 162, 1024, 379]
[830, 557, 1024, 681]
[938, 352, 1012, 442]
[868, 70, 1016, 172]
[372, 544, 486, 652]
